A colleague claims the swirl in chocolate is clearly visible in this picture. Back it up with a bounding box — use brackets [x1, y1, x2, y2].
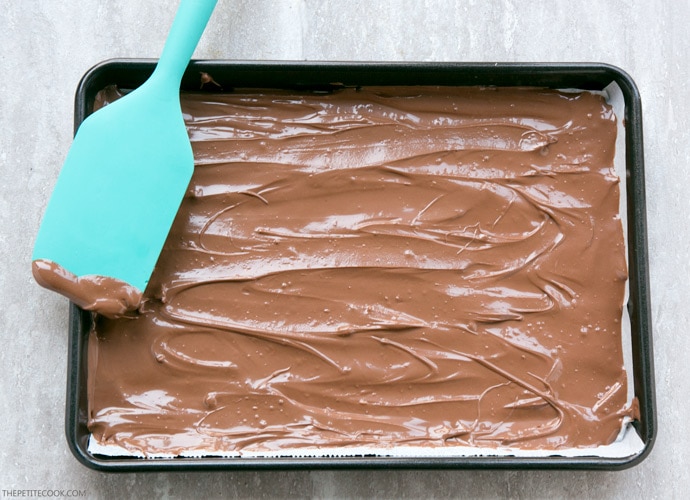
[87, 86, 635, 456]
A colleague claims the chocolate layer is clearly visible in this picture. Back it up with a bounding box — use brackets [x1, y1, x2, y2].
[87, 85, 634, 456]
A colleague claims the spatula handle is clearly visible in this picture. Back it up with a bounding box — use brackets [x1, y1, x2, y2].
[151, 0, 218, 90]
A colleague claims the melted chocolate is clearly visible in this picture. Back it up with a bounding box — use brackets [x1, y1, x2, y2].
[87, 86, 634, 455]
[33, 259, 141, 318]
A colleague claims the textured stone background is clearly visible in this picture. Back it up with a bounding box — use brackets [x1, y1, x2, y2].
[1, 0, 687, 497]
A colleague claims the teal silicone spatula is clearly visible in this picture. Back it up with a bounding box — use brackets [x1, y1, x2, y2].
[32, 0, 218, 301]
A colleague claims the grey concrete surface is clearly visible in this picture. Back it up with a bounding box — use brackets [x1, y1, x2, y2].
[1, 0, 687, 498]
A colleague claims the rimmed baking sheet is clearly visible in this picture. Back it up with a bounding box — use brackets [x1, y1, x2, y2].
[64, 61, 655, 471]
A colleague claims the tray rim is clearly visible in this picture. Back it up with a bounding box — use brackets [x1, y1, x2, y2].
[64, 59, 655, 472]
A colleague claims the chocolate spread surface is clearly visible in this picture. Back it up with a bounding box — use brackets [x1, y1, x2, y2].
[86, 85, 634, 455]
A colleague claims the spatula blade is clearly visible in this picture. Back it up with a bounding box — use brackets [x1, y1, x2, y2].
[32, 85, 193, 293]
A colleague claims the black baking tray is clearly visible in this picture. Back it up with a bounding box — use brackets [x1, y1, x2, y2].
[64, 60, 655, 471]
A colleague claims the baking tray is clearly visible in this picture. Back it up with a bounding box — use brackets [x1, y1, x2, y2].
[64, 60, 655, 471]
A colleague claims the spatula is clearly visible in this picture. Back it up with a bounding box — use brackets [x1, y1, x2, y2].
[32, 0, 218, 300]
